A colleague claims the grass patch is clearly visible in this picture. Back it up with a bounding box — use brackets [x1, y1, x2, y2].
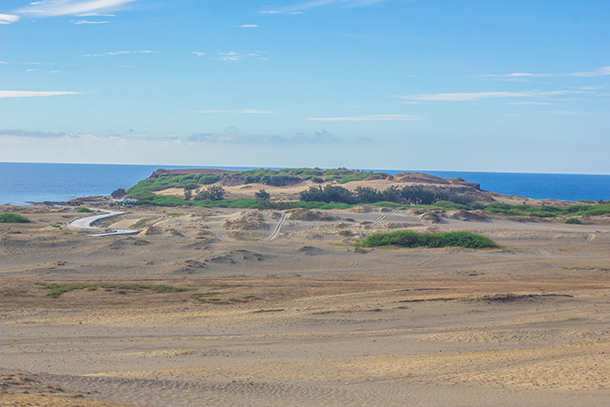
[0, 213, 31, 223]
[167, 212, 185, 216]
[565, 218, 583, 225]
[42, 283, 196, 298]
[131, 218, 156, 229]
[77, 207, 95, 213]
[51, 224, 61, 228]
[358, 230, 498, 249]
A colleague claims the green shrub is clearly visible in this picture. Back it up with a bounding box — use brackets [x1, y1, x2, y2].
[195, 185, 226, 201]
[255, 189, 271, 200]
[565, 218, 583, 224]
[77, 207, 94, 213]
[359, 230, 498, 249]
[0, 213, 31, 223]
[167, 212, 184, 216]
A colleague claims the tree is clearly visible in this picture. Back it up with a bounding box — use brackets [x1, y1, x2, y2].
[255, 189, 271, 200]
[355, 186, 381, 203]
[195, 185, 225, 201]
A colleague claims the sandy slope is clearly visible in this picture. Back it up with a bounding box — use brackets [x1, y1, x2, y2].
[1, 204, 609, 406]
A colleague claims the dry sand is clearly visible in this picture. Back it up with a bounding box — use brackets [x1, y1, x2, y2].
[1, 204, 609, 406]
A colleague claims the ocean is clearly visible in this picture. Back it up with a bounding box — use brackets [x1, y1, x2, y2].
[0, 162, 608, 205]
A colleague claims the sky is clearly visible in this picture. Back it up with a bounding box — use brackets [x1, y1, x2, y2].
[1, 0, 609, 174]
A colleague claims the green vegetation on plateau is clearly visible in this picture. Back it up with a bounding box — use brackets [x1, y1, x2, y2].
[43, 283, 196, 298]
[127, 167, 386, 197]
[358, 230, 499, 249]
[299, 185, 476, 206]
[123, 168, 610, 219]
[0, 213, 31, 223]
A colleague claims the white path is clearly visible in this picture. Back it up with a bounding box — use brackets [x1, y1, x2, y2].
[68, 210, 139, 237]
[261, 213, 288, 242]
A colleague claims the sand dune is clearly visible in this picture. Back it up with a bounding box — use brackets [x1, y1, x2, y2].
[1, 204, 609, 406]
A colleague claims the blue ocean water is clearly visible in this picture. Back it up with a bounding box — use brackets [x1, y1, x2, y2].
[0, 162, 609, 204]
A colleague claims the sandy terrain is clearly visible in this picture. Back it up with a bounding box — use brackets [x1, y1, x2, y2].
[1, 204, 609, 406]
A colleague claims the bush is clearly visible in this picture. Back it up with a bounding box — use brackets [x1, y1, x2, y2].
[565, 218, 583, 224]
[0, 213, 31, 223]
[77, 207, 94, 213]
[255, 189, 271, 200]
[195, 186, 226, 201]
[359, 230, 498, 249]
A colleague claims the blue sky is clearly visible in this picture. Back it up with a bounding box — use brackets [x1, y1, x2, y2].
[1, 0, 609, 173]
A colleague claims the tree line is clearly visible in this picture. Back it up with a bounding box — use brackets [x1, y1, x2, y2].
[299, 185, 476, 205]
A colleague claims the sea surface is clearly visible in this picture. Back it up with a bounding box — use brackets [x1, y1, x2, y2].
[1, 162, 609, 205]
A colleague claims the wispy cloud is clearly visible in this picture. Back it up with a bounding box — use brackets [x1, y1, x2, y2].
[0, 90, 82, 98]
[552, 111, 591, 115]
[307, 114, 421, 121]
[191, 52, 206, 57]
[17, 0, 136, 17]
[482, 66, 610, 79]
[259, 0, 389, 14]
[71, 19, 111, 24]
[394, 90, 592, 102]
[214, 51, 267, 62]
[508, 101, 553, 105]
[238, 24, 258, 28]
[0, 13, 19, 24]
[570, 66, 610, 77]
[83, 50, 156, 57]
[190, 109, 277, 114]
[0, 129, 70, 138]
[77, 12, 115, 16]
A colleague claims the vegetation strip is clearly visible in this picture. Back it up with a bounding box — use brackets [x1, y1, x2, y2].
[123, 166, 610, 219]
[0, 213, 31, 223]
[358, 230, 499, 249]
[42, 283, 196, 298]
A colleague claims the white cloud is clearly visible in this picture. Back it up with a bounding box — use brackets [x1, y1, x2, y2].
[25, 69, 39, 72]
[18, 0, 136, 17]
[482, 66, 610, 79]
[214, 51, 267, 62]
[191, 52, 206, 57]
[0, 90, 82, 98]
[569, 66, 610, 77]
[307, 114, 421, 121]
[259, 0, 389, 14]
[71, 19, 111, 23]
[394, 90, 591, 102]
[83, 50, 156, 57]
[552, 111, 591, 115]
[0, 14, 19, 24]
[508, 101, 553, 105]
[77, 12, 115, 16]
[190, 109, 277, 114]
[238, 24, 258, 28]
